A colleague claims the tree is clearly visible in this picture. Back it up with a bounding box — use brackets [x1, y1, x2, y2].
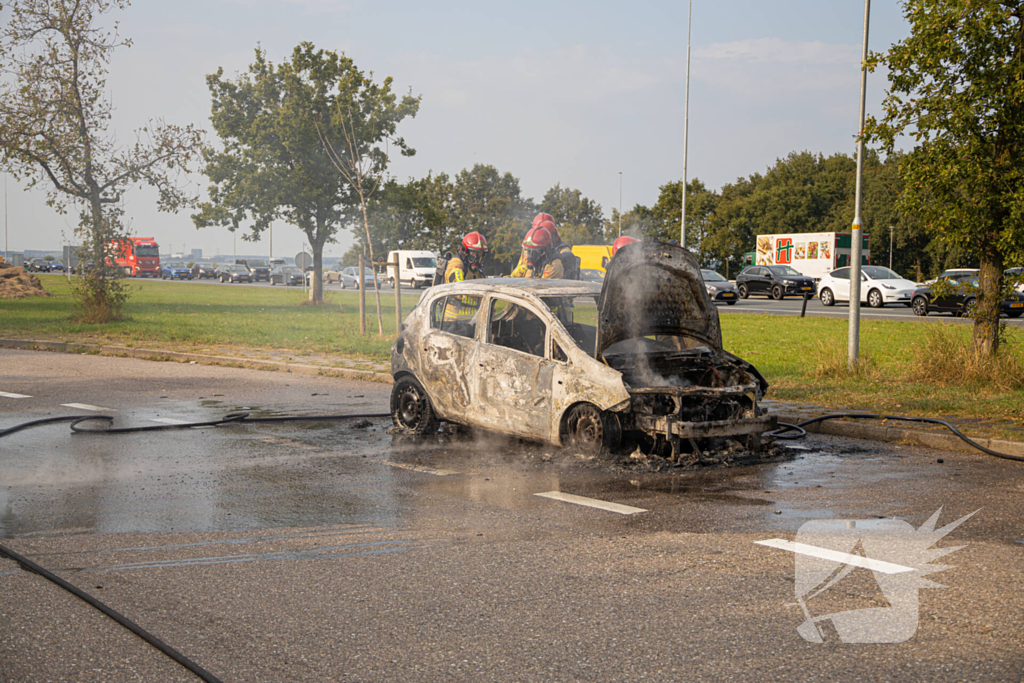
[449, 164, 534, 275]
[315, 44, 420, 331]
[539, 184, 604, 245]
[0, 0, 203, 321]
[865, 0, 1024, 355]
[649, 179, 718, 264]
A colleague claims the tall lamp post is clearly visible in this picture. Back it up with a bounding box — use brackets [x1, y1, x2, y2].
[889, 225, 894, 271]
[848, 0, 871, 371]
[618, 172, 623, 237]
[680, 0, 692, 247]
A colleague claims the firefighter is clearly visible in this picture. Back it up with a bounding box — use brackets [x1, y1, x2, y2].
[441, 231, 488, 284]
[512, 226, 565, 279]
[611, 235, 640, 257]
[512, 213, 558, 277]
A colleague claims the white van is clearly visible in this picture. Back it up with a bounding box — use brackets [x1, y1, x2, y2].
[387, 250, 437, 289]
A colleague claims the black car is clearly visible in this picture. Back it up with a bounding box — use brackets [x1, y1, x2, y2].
[237, 259, 271, 282]
[219, 264, 252, 283]
[192, 261, 217, 279]
[736, 265, 816, 300]
[25, 258, 52, 273]
[270, 265, 304, 286]
[700, 269, 739, 305]
[911, 274, 1024, 318]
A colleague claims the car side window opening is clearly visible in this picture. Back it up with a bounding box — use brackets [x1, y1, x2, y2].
[832, 268, 850, 280]
[541, 295, 599, 356]
[432, 295, 482, 339]
[406, 258, 413, 270]
[488, 298, 547, 357]
[552, 340, 568, 363]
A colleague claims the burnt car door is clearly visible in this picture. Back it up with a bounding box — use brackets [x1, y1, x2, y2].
[471, 296, 555, 439]
[417, 293, 484, 420]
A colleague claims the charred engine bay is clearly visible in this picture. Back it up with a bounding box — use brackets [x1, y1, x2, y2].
[604, 343, 766, 421]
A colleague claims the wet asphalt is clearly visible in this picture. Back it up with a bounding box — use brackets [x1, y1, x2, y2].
[0, 349, 1022, 682]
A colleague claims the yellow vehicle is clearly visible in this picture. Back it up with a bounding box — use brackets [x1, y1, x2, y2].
[571, 245, 613, 273]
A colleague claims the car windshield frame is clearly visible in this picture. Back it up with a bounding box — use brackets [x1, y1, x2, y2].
[701, 270, 727, 282]
[411, 257, 436, 268]
[766, 265, 802, 277]
[861, 266, 901, 280]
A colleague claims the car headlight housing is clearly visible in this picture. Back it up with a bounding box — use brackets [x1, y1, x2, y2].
[882, 284, 895, 290]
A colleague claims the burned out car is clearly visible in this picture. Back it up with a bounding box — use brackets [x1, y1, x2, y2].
[389, 242, 776, 459]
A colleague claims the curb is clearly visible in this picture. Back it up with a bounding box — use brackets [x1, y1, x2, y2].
[774, 413, 1024, 458]
[0, 338, 394, 385]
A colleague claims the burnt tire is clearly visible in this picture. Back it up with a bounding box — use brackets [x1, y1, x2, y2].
[867, 289, 884, 308]
[390, 376, 438, 436]
[912, 296, 928, 316]
[565, 403, 621, 456]
[737, 283, 749, 299]
[771, 284, 784, 300]
[819, 288, 835, 307]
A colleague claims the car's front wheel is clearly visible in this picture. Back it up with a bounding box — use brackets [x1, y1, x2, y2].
[912, 296, 929, 316]
[867, 289, 884, 308]
[390, 376, 438, 436]
[771, 284, 784, 300]
[819, 288, 835, 306]
[564, 403, 621, 456]
[737, 283, 749, 299]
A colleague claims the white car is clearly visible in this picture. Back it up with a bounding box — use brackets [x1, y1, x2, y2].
[818, 266, 918, 308]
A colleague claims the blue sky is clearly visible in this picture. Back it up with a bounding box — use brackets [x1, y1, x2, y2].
[4, 0, 910, 259]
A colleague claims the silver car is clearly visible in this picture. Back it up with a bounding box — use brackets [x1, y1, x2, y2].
[390, 243, 775, 460]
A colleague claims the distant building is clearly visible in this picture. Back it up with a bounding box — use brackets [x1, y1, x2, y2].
[191, 248, 203, 261]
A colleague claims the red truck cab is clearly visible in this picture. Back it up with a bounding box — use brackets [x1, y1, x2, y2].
[109, 237, 160, 277]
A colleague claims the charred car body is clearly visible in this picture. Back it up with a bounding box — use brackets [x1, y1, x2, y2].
[390, 243, 775, 459]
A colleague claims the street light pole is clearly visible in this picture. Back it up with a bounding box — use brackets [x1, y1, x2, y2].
[889, 225, 894, 271]
[618, 172, 623, 237]
[680, 0, 692, 247]
[848, 0, 871, 372]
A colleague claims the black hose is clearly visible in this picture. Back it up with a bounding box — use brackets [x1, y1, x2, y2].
[0, 411, 391, 437]
[0, 543, 223, 683]
[768, 412, 1024, 462]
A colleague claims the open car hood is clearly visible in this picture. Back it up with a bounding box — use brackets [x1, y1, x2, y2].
[596, 242, 722, 357]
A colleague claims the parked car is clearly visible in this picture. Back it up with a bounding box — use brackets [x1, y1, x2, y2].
[343, 266, 376, 287]
[911, 273, 1024, 317]
[236, 259, 271, 282]
[219, 264, 252, 283]
[389, 243, 775, 458]
[700, 269, 738, 305]
[192, 261, 217, 279]
[735, 265, 816, 300]
[270, 265, 305, 286]
[25, 258, 51, 273]
[579, 268, 605, 283]
[926, 268, 979, 285]
[1005, 267, 1024, 294]
[817, 266, 918, 308]
[161, 261, 193, 280]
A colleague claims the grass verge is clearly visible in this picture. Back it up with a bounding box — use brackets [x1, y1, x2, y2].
[4, 275, 1024, 437]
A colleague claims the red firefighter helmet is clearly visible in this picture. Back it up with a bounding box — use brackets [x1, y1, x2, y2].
[612, 235, 640, 256]
[459, 231, 488, 266]
[536, 219, 560, 242]
[522, 226, 553, 269]
[532, 213, 554, 228]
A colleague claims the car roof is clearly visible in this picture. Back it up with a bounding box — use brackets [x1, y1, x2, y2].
[428, 277, 602, 298]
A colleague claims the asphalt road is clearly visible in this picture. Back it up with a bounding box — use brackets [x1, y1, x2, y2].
[1, 350, 1021, 682]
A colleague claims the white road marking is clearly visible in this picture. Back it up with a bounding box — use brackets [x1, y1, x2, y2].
[61, 403, 114, 412]
[0, 392, 31, 399]
[150, 418, 190, 425]
[534, 491, 647, 515]
[387, 462, 458, 476]
[755, 538, 915, 574]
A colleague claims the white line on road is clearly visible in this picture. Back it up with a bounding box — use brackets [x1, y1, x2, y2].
[61, 403, 114, 412]
[534, 491, 647, 515]
[755, 538, 915, 574]
[0, 391, 31, 399]
[387, 462, 458, 476]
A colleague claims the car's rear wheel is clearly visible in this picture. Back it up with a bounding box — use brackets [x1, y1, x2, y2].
[564, 403, 621, 456]
[771, 284, 784, 300]
[912, 296, 928, 316]
[737, 283, 749, 299]
[867, 289, 884, 308]
[819, 288, 835, 306]
[390, 376, 438, 436]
